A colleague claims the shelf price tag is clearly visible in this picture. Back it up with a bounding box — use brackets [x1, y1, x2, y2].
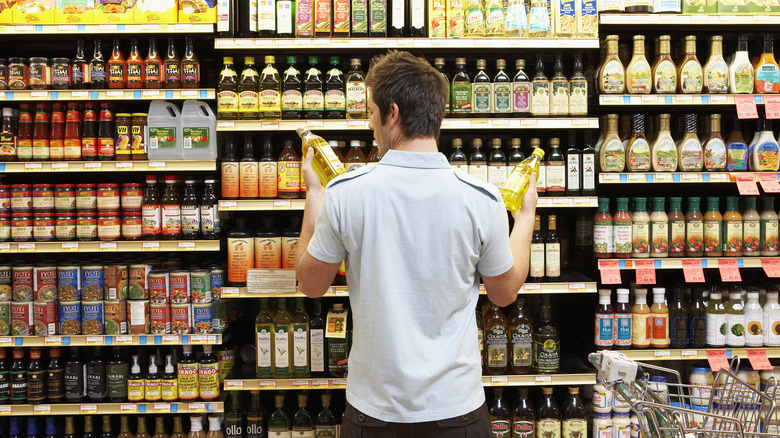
[143, 241, 160, 251]
[758, 173, 780, 193]
[635, 259, 656, 285]
[0, 337, 11, 346]
[224, 381, 244, 390]
[681, 350, 699, 359]
[188, 403, 205, 413]
[747, 349, 774, 370]
[257, 380, 277, 389]
[148, 161, 166, 169]
[273, 200, 291, 210]
[106, 90, 124, 98]
[0, 244, 9, 253]
[24, 162, 42, 171]
[707, 349, 730, 372]
[33, 405, 51, 415]
[44, 336, 62, 346]
[121, 404, 139, 413]
[162, 335, 178, 344]
[312, 379, 329, 389]
[331, 379, 347, 389]
[115, 162, 133, 169]
[219, 201, 237, 211]
[599, 260, 622, 285]
[0, 406, 11, 415]
[115, 336, 132, 345]
[653, 350, 671, 358]
[86, 336, 104, 345]
[18, 243, 35, 252]
[491, 376, 509, 386]
[682, 259, 706, 283]
[764, 96, 780, 119]
[84, 162, 102, 170]
[51, 162, 69, 171]
[736, 95, 759, 119]
[718, 258, 742, 282]
[178, 241, 196, 250]
[292, 380, 311, 389]
[533, 375, 552, 384]
[153, 404, 171, 413]
[736, 173, 760, 196]
[99, 242, 117, 251]
[80, 405, 98, 414]
[221, 287, 240, 298]
[762, 258, 780, 278]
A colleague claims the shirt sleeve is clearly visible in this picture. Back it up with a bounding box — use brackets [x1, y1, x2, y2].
[476, 200, 514, 277]
[306, 189, 348, 264]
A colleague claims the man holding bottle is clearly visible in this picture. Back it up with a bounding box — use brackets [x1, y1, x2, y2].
[295, 50, 537, 436]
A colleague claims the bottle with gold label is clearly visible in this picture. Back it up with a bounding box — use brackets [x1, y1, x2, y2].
[346, 58, 367, 119]
[678, 36, 703, 94]
[536, 386, 561, 437]
[651, 114, 677, 172]
[678, 113, 703, 171]
[296, 127, 346, 187]
[703, 36, 729, 94]
[599, 114, 625, 172]
[218, 57, 239, 120]
[569, 53, 587, 116]
[531, 55, 550, 117]
[626, 114, 651, 172]
[652, 35, 677, 94]
[599, 35, 625, 94]
[626, 35, 651, 94]
[259, 56, 281, 120]
[238, 57, 260, 120]
[473, 59, 493, 115]
[562, 386, 587, 438]
[704, 114, 727, 171]
[550, 54, 569, 117]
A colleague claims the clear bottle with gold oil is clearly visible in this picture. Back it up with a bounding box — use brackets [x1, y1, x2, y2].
[703, 36, 729, 94]
[652, 35, 677, 94]
[296, 127, 346, 187]
[626, 35, 651, 94]
[678, 35, 703, 94]
[599, 35, 625, 94]
[500, 148, 544, 213]
[238, 57, 260, 120]
[258, 56, 281, 120]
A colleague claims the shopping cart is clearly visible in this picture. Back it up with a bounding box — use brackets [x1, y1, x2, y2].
[588, 351, 779, 438]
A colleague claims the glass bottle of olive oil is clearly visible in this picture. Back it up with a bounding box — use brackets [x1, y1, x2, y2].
[451, 58, 472, 117]
[472, 59, 492, 116]
[238, 57, 260, 120]
[259, 56, 281, 120]
[550, 54, 569, 117]
[217, 57, 239, 120]
[569, 54, 588, 116]
[531, 55, 550, 117]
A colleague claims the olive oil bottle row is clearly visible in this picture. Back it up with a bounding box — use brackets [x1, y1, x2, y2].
[0, 416, 222, 438]
[225, 390, 338, 438]
[487, 386, 589, 438]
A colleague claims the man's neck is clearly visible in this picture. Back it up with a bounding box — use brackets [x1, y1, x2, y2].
[391, 137, 439, 153]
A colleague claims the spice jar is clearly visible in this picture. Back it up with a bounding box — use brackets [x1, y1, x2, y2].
[0, 185, 10, 212]
[97, 183, 120, 212]
[33, 212, 55, 242]
[122, 210, 142, 241]
[8, 58, 27, 90]
[55, 211, 76, 241]
[115, 113, 132, 161]
[32, 184, 54, 212]
[0, 58, 7, 90]
[51, 58, 71, 90]
[76, 211, 97, 241]
[28, 57, 51, 91]
[0, 212, 9, 241]
[131, 113, 147, 160]
[54, 184, 75, 211]
[97, 211, 121, 241]
[11, 185, 32, 212]
[11, 212, 33, 242]
[76, 184, 97, 211]
[121, 183, 143, 210]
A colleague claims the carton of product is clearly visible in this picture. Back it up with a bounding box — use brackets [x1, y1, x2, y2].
[717, 0, 750, 12]
[12, 0, 55, 23]
[55, 0, 94, 23]
[681, 0, 716, 13]
[0, 0, 15, 24]
[178, 0, 214, 22]
[94, 0, 134, 22]
[134, 0, 176, 22]
[749, 0, 780, 13]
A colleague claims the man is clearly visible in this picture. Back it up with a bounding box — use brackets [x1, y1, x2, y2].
[295, 50, 537, 437]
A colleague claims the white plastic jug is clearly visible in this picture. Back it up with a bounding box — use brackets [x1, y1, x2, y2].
[181, 100, 217, 161]
[147, 100, 183, 160]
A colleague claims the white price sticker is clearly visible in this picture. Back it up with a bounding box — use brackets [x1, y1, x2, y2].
[654, 350, 672, 358]
[71, 91, 89, 98]
[24, 162, 42, 171]
[51, 162, 69, 170]
[143, 241, 160, 251]
[490, 376, 508, 385]
[534, 376, 552, 383]
[115, 162, 133, 169]
[84, 162, 102, 170]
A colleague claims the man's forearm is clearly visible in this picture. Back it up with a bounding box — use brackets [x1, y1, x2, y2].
[508, 211, 534, 283]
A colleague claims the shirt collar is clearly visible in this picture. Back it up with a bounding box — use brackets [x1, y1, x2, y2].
[378, 149, 452, 169]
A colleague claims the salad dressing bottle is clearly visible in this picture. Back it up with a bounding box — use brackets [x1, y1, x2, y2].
[614, 289, 632, 349]
[678, 36, 703, 94]
[754, 118, 780, 171]
[726, 119, 749, 171]
[743, 196, 761, 256]
[626, 35, 651, 94]
[626, 113, 651, 172]
[704, 197, 723, 257]
[724, 290, 746, 347]
[760, 197, 779, 256]
[755, 34, 780, 94]
[632, 197, 651, 258]
[652, 35, 677, 93]
[703, 36, 729, 94]
[613, 197, 632, 259]
[649, 197, 669, 258]
[650, 288, 669, 348]
[678, 113, 703, 172]
[599, 114, 625, 172]
[668, 197, 686, 257]
[651, 114, 677, 171]
[685, 197, 704, 257]
[730, 35, 755, 94]
[703, 114, 727, 171]
[723, 196, 743, 257]
[632, 288, 651, 348]
[599, 35, 625, 94]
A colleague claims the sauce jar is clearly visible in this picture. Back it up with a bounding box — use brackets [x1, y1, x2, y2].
[51, 58, 71, 90]
[76, 184, 97, 211]
[97, 183, 120, 212]
[55, 212, 76, 241]
[592, 413, 612, 438]
[690, 366, 714, 406]
[121, 183, 143, 210]
[115, 113, 132, 161]
[0, 185, 10, 212]
[97, 211, 121, 241]
[32, 184, 54, 212]
[55, 184, 75, 211]
[761, 366, 780, 395]
[122, 210, 142, 241]
[0, 212, 9, 241]
[28, 57, 51, 91]
[592, 381, 613, 414]
[649, 376, 669, 403]
[76, 211, 97, 241]
[131, 113, 148, 160]
[11, 212, 33, 242]
[0, 58, 7, 90]
[7, 58, 27, 90]
[11, 184, 32, 212]
[33, 212, 55, 242]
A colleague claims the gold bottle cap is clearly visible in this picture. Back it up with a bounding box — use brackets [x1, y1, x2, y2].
[322, 393, 331, 405]
[568, 386, 580, 394]
[492, 138, 502, 147]
[351, 58, 361, 65]
[244, 56, 255, 64]
[455, 57, 467, 65]
[435, 58, 446, 66]
[511, 138, 521, 147]
[516, 59, 526, 69]
[476, 59, 486, 69]
[472, 138, 483, 148]
[530, 138, 541, 148]
[265, 56, 275, 64]
[297, 393, 307, 406]
[542, 387, 553, 395]
[496, 59, 506, 70]
[634, 35, 645, 42]
[452, 138, 463, 147]
[223, 56, 234, 64]
[275, 394, 285, 406]
[549, 138, 559, 147]
[712, 35, 723, 42]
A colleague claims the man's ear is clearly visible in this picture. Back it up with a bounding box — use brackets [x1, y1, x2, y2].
[388, 102, 401, 126]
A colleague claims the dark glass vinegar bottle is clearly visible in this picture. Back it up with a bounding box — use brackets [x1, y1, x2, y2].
[26, 348, 45, 405]
[0, 349, 9, 404]
[669, 286, 689, 348]
[10, 348, 27, 404]
[90, 39, 107, 89]
[72, 39, 90, 89]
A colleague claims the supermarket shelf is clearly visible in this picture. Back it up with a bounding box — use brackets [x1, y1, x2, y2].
[0, 160, 217, 173]
[214, 37, 600, 50]
[600, 94, 767, 106]
[222, 282, 599, 298]
[0, 240, 220, 253]
[0, 89, 214, 101]
[598, 257, 774, 270]
[0, 23, 214, 35]
[216, 118, 600, 132]
[0, 334, 222, 347]
[609, 348, 780, 361]
[599, 13, 780, 26]
[224, 373, 596, 390]
[219, 197, 597, 212]
[0, 402, 224, 416]
[598, 172, 779, 184]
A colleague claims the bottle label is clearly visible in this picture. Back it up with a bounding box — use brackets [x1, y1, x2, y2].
[451, 82, 472, 113]
[764, 309, 780, 346]
[615, 313, 632, 346]
[181, 205, 201, 234]
[492, 82, 511, 114]
[744, 219, 760, 253]
[530, 243, 545, 277]
[569, 80, 587, 115]
[733, 63, 754, 94]
[705, 60, 729, 93]
[510, 323, 532, 368]
[278, 161, 301, 194]
[473, 82, 492, 113]
[240, 162, 260, 198]
[680, 138, 703, 170]
[369, 0, 387, 32]
[282, 89, 303, 112]
[707, 312, 726, 346]
[653, 138, 677, 171]
[528, 5, 550, 32]
[274, 324, 291, 373]
[346, 81, 367, 114]
[314, 426, 335, 438]
[260, 89, 281, 112]
[325, 89, 346, 112]
[650, 220, 668, 253]
[491, 419, 510, 436]
[161, 378, 177, 401]
[177, 363, 199, 400]
[562, 419, 587, 438]
[142, 204, 161, 235]
[465, 6, 485, 35]
[614, 221, 631, 255]
[669, 220, 685, 254]
[310, 328, 325, 373]
[654, 60, 677, 93]
[595, 313, 614, 347]
[602, 139, 625, 171]
[727, 143, 748, 171]
[218, 91, 239, 113]
[512, 82, 531, 113]
[632, 222, 649, 255]
[182, 62, 199, 82]
[756, 64, 780, 93]
[582, 153, 595, 190]
[145, 63, 161, 82]
[545, 242, 561, 277]
[632, 312, 651, 347]
[593, 222, 613, 255]
[704, 220, 721, 254]
[488, 164, 507, 187]
[762, 219, 779, 252]
[448, 0, 464, 37]
[566, 154, 580, 191]
[239, 90, 259, 114]
[468, 163, 488, 182]
[293, 323, 309, 375]
[745, 310, 763, 346]
[627, 138, 651, 171]
[148, 127, 176, 150]
[724, 220, 743, 253]
[256, 322, 273, 375]
[222, 162, 240, 198]
[351, 0, 368, 33]
[486, 323, 508, 368]
[651, 313, 669, 345]
[757, 142, 780, 171]
[127, 379, 144, 401]
[268, 430, 292, 438]
[546, 164, 565, 192]
[705, 138, 727, 170]
[533, 338, 560, 372]
[550, 80, 569, 116]
[145, 378, 161, 401]
[726, 311, 746, 347]
[303, 89, 325, 112]
[680, 61, 703, 92]
[161, 205, 181, 235]
[628, 60, 652, 93]
[282, 236, 298, 269]
[198, 361, 220, 399]
[255, 236, 282, 269]
[601, 60, 625, 93]
[536, 420, 561, 438]
[531, 81, 549, 115]
[513, 420, 534, 438]
[165, 61, 181, 82]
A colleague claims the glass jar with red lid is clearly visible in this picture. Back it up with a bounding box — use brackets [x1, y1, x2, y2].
[76, 211, 97, 241]
[97, 211, 120, 241]
[76, 184, 97, 211]
[11, 212, 33, 242]
[122, 210, 142, 241]
[32, 184, 54, 212]
[0, 212, 9, 241]
[11, 184, 32, 212]
[33, 212, 55, 242]
[55, 211, 75, 241]
[54, 184, 75, 212]
[97, 183, 120, 212]
[0, 185, 10, 212]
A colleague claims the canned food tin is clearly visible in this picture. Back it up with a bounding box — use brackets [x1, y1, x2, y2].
[121, 183, 143, 210]
[57, 266, 81, 301]
[54, 184, 76, 211]
[97, 184, 120, 212]
[210, 268, 224, 299]
[76, 184, 97, 210]
[55, 212, 76, 241]
[0, 266, 11, 301]
[169, 271, 190, 304]
[170, 303, 190, 334]
[81, 266, 104, 300]
[0, 302, 10, 335]
[81, 300, 104, 335]
[104, 299, 126, 335]
[12, 265, 33, 301]
[150, 303, 170, 334]
[127, 300, 150, 334]
[190, 270, 211, 304]
[32, 184, 54, 211]
[33, 300, 57, 336]
[148, 270, 169, 304]
[33, 265, 57, 301]
[58, 300, 81, 335]
[104, 264, 128, 300]
[192, 303, 212, 334]
[128, 264, 150, 300]
[10, 301, 32, 335]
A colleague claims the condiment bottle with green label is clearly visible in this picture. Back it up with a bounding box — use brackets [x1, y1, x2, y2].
[626, 35, 651, 94]
[678, 114, 703, 171]
[450, 58, 472, 117]
[754, 118, 780, 171]
[493, 59, 512, 115]
[626, 113, 651, 172]
[650, 197, 669, 258]
[725, 290, 745, 347]
[761, 197, 779, 256]
[651, 113, 677, 171]
[755, 34, 780, 94]
[594, 198, 613, 258]
[704, 197, 723, 257]
[703, 36, 729, 94]
[632, 197, 651, 258]
[726, 119, 749, 171]
[678, 36, 703, 94]
[668, 197, 685, 257]
[730, 35, 755, 94]
[599, 35, 625, 94]
[472, 59, 492, 116]
[599, 114, 625, 172]
[686, 197, 704, 257]
[723, 196, 743, 257]
[704, 114, 727, 171]
[653, 35, 677, 94]
[743, 196, 761, 255]
[614, 197, 632, 258]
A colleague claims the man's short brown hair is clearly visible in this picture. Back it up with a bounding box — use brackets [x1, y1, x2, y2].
[365, 50, 448, 140]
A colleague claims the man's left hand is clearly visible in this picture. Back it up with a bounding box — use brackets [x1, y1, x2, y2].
[302, 147, 325, 198]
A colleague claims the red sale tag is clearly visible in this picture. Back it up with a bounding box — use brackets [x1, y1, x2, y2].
[736, 95, 759, 119]
[707, 349, 731, 372]
[682, 259, 706, 283]
[762, 258, 780, 278]
[718, 259, 742, 282]
[599, 260, 622, 285]
[635, 259, 656, 284]
[736, 173, 760, 196]
[765, 95, 780, 119]
[759, 173, 780, 193]
[747, 349, 774, 370]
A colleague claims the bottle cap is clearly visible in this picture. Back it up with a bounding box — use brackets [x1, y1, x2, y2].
[264, 55, 275, 64]
[652, 288, 665, 303]
[286, 56, 297, 64]
[148, 355, 158, 374]
[131, 355, 140, 374]
[189, 417, 203, 432]
[350, 140, 360, 148]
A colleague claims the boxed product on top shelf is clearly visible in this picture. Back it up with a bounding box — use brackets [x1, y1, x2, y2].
[1, 0, 215, 24]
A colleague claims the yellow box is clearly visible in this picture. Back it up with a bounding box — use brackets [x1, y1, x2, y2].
[94, 0, 134, 22]
[0, 6, 12, 24]
[134, 0, 177, 22]
[12, 0, 55, 23]
[177, 0, 214, 22]
[55, 0, 94, 23]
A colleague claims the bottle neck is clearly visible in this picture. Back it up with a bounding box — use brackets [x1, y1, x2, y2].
[633, 39, 645, 56]
[710, 39, 723, 57]
[659, 40, 671, 56]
